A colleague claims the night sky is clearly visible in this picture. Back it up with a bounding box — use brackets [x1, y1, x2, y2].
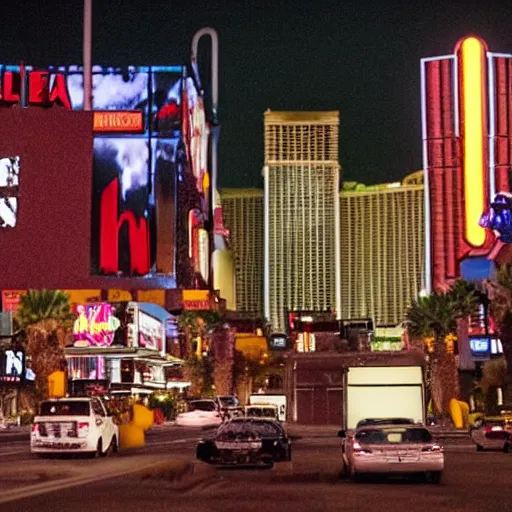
[1, 0, 512, 188]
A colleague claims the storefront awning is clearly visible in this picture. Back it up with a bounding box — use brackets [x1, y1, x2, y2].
[137, 302, 175, 323]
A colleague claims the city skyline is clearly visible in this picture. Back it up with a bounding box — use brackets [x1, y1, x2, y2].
[2, 1, 512, 189]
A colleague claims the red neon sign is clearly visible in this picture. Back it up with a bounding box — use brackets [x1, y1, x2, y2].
[99, 177, 150, 275]
[0, 70, 71, 108]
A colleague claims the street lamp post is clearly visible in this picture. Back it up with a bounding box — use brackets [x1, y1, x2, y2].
[191, 28, 219, 208]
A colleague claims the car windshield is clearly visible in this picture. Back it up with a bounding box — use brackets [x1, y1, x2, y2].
[219, 419, 282, 438]
[218, 396, 239, 407]
[245, 407, 277, 418]
[356, 418, 415, 428]
[356, 427, 433, 444]
[189, 401, 216, 412]
[40, 401, 90, 416]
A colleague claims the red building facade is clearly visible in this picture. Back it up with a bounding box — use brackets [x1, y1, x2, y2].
[421, 36, 512, 291]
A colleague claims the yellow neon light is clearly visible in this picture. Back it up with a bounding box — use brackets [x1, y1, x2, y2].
[461, 37, 486, 247]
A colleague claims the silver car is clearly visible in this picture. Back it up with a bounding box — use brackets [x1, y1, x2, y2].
[338, 424, 444, 483]
[340, 418, 417, 457]
[470, 416, 512, 452]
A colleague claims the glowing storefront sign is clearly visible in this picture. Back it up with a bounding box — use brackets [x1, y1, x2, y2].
[1, 289, 25, 313]
[182, 289, 210, 310]
[138, 310, 164, 353]
[470, 337, 490, 353]
[199, 228, 209, 283]
[0, 349, 24, 382]
[0, 68, 71, 108]
[93, 111, 144, 133]
[73, 303, 121, 347]
[460, 37, 486, 247]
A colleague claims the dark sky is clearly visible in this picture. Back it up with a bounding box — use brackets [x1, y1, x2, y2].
[1, 0, 512, 188]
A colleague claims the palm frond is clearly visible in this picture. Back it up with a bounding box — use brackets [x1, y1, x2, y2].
[16, 289, 72, 328]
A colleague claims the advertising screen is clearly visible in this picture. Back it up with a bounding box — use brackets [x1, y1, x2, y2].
[0, 156, 20, 228]
[138, 310, 164, 353]
[0, 64, 210, 282]
[0, 349, 24, 383]
[73, 302, 123, 347]
[269, 334, 288, 349]
[469, 336, 491, 359]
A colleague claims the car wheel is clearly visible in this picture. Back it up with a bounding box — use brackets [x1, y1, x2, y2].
[96, 438, 104, 457]
[349, 465, 361, 483]
[427, 471, 442, 484]
[105, 436, 117, 456]
[476, 444, 484, 452]
[503, 442, 511, 454]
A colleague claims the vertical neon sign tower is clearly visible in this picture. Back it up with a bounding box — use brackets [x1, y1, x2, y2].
[421, 36, 512, 292]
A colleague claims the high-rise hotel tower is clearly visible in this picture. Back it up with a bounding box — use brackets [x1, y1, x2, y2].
[263, 111, 341, 332]
[219, 188, 264, 317]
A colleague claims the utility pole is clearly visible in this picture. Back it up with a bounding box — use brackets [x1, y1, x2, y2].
[83, 0, 92, 110]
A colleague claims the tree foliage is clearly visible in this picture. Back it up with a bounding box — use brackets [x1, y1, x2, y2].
[15, 290, 73, 402]
[15, 289, 73, 329]
[404, 280, 479, 416]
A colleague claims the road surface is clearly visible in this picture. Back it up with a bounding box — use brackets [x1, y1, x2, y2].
[0, 426, 510, 511]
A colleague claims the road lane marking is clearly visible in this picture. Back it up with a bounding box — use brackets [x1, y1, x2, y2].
[0, 457, 189, 505]
[146, 438, 199, 448]
[0, 449, 27, 456]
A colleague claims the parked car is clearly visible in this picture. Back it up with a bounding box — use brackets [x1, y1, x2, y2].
[30, 396, 119, 457]
[175, 399, 223, 428]
[338, 424, 444, 483]
[196, 417, 292, 467]
[470, 415, 512, 452]
[215, 395, 242, 419]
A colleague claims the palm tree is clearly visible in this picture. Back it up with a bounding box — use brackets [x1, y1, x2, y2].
[404, 292, 460, 416]
[447, 280, 480, 371]
[483, 263, 512, 402]
[15, 289, 73, 402]
[177, 310, 223, 396]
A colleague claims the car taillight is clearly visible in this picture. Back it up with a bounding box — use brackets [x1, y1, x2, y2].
[353, 441, 372, 454]
[77, 422, 89, 438]
[31, 423, 39, 433]
[422, 444, 443, 452]
[486, 426, 503, 433]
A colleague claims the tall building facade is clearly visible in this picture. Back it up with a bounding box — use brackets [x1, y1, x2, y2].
[340, 171, 425, 326]
[263, 111, 341, 332]
[220, 188, 264, 317]
[421, 36, 512, 291]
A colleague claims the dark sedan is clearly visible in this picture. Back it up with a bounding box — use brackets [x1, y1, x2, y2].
[196, 418, 292, 468]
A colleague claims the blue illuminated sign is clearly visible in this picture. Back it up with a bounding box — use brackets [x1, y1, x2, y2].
[470, 337, 490, 353]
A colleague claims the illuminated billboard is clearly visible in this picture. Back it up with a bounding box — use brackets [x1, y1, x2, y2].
[421, 36, 512, 291]
[73, 302, 122, 347]
[0, 156, 20, 228]
[0, 349, 24, 383]
[0, 65, 211, 284]
[138, 310, 165, 353]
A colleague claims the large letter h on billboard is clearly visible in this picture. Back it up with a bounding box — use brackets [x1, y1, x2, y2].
[99, 178, 150, 275]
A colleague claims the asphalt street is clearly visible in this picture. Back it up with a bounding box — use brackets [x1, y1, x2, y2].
[0, 426, 510, 512]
